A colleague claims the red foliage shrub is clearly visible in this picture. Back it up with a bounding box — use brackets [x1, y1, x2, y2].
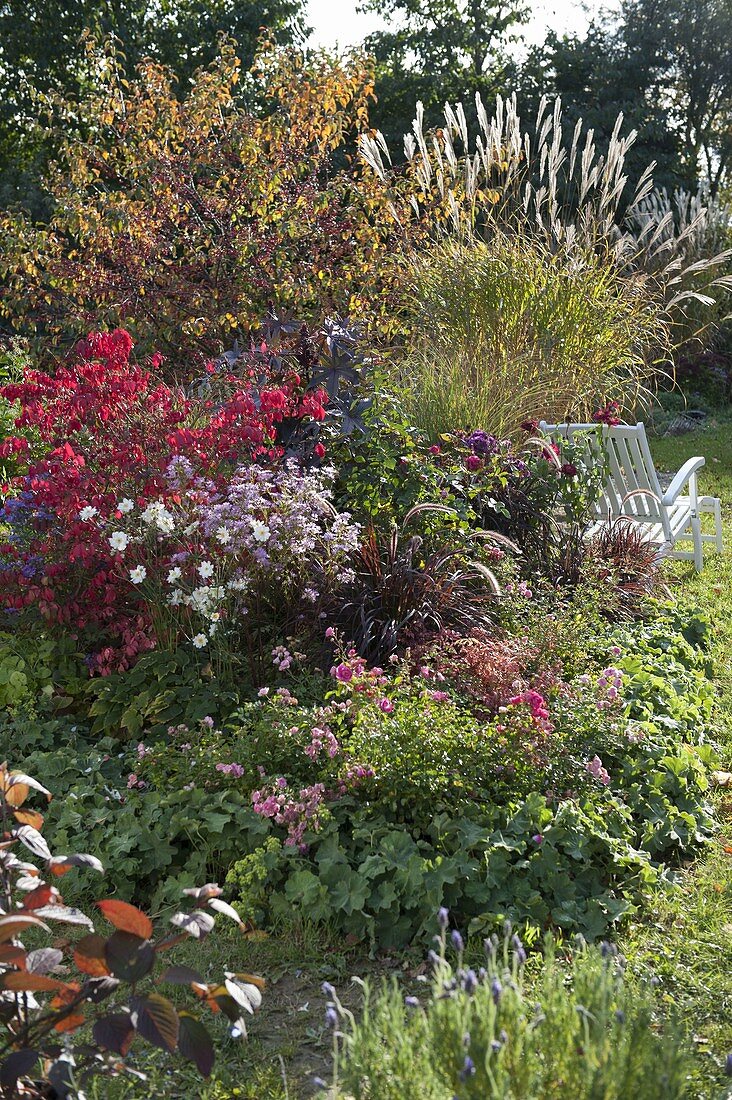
[0, 328, 327, 672]
[415, 628, 564, 716]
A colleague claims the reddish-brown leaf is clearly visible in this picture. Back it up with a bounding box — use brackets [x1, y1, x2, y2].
[97, 899, 153, 939]
[13, 809, 44, 830]
[22, 884, 55, 911]
[0, 914, 48, 943]
[54, 1013, 86, 1033]
[93, 1012, 135, 1056]
[74, 934, 110, 977]
[131, 993, 179, 1052]
[2, 972, 67, 993]
[4, 781, 29, 808]
[0, 945, 26, 968]
[178, 1011, 215, 1076]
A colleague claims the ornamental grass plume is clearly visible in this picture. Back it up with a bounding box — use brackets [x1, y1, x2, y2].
[399, 233, 666, 441]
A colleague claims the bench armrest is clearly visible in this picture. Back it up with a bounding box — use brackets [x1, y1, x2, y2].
[661, 456, 705, 506]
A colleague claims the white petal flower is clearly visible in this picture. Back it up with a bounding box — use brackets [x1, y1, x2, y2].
[78, 506, 98, 522]
[167, 567, 182, 583]
[109, 531, 129, 553]
[141, 501, 165, 525]
[215, 526, 232, 545]
[117, 499, 135, 514]
[198, 560, 214, 579]
[129, 565, 147, 584]
[156, 511, 175, 534]
[192, 633, 208, 649]
[250, 520, 271, 543]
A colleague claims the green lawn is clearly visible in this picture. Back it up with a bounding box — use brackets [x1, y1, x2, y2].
[618, 412, 732, 1100]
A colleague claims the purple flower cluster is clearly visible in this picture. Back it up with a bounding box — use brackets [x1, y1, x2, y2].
[466, 430, 500, 456]
[216, 762, 246, 778]
[199, 461, 360, 587]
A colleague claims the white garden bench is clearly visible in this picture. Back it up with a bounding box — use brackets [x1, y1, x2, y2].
[539, 421, 723, 571]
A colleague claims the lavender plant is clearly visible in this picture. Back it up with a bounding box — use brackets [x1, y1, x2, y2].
[324, 915, 691, 1099]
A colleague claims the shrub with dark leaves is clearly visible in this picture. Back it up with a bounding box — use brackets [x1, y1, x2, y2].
[585, 516, 664, 617]
[0, 763, 261, 1099]
[334, 505, 509, 660]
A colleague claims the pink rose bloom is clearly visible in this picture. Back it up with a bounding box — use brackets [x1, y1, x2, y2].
[430, 690, 449, 702]
[378, 698, 394, 713]
[335, 663, 353, 682]
[466, 454, 482, 471]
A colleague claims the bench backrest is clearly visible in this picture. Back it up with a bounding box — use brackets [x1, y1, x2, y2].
[539, 421, 668, 529]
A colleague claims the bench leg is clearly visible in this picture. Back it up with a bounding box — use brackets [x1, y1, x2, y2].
[715, 498, 724, 551]
[692, 515, 703, 570]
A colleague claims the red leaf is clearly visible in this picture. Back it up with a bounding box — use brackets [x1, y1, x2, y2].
[97, 899, 153, 939]
[54, 1013, 86, 1033]
[0, 914, 48, 943]
[2, 972, 67, 993]
[74, 934, 110, 977]
[22, 884, 54, 911]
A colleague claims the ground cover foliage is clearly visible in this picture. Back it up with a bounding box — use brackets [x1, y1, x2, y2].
[0, 35, 731, 1100]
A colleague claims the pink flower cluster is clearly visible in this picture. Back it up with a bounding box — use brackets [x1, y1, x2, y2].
[585, 754, 611, 785]
[304, 725, 340, 760]
[252, 780, 327, 850]
[216, 762, 246, 778]
[507, 689, 554, 734]
[272, 645, 293, 671]
[330, 651, 388, 699]
[596, 667, 623, 710]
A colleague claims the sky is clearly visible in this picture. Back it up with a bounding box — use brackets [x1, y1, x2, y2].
[307, 0, 606, 51]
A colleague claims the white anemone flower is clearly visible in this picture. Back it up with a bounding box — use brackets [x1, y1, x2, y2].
[192, 633, 208, 649]
[129, 565, 147, 584]
[109, 532, 129, 553]
[78, 506, 98, 521]
[250, 520, 271, 543]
